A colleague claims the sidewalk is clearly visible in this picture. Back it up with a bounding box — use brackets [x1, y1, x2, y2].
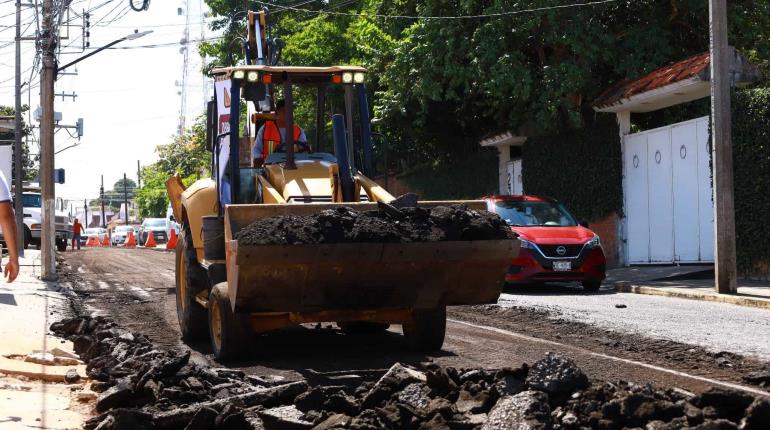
[608, 265, 770, 310]
[0, 250, 92, 429]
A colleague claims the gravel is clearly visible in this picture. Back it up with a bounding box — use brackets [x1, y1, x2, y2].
[50, 315, 770, 430]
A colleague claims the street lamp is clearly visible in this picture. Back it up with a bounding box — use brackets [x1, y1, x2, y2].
[55, 30, 153, 79]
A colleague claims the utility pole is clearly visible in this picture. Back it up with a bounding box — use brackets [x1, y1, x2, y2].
[709, 0, 738, 294]
[123, 173, 128, 225]
[137, 160, 141, 187]
[83, 199, 88, 227]
[13, 0, 24, 258]
[100, 175, 106, 228]
[40, 0, 57, 280]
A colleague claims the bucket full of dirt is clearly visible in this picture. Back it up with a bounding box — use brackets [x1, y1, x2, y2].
[223, 201, 519, 313]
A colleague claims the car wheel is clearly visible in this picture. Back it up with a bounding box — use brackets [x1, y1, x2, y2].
[582, 280, 602, 292]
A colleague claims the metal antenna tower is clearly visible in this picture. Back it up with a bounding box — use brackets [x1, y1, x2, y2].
[178, 0, 191, 135]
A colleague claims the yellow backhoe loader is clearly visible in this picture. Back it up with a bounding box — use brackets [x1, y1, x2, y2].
[166, 10, 519, 360]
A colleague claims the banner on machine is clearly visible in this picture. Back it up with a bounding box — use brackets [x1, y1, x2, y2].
[214, 77, 232, 195]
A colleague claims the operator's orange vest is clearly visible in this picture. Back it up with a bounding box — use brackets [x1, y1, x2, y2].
[262, 121, 302, 158]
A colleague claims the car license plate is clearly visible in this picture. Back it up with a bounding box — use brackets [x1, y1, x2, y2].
[553, 261, 571, 272]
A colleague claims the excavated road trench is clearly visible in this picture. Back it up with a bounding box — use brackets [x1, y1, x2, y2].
[59, 248, 770, 399]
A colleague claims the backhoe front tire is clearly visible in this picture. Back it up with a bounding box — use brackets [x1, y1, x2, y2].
[403, 306, 446, 352]
[176, 223, 208, 341]
[208, 282, 248, 361]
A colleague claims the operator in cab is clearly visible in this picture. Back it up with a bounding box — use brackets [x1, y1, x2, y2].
[252, 99, 310, 167]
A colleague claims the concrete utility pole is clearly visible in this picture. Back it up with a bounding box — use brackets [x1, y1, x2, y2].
[709, 0, 738, 294]
[14, 0, 24, 257]
[123, 173, 128, 224]
[137, 160, 141, 187]
[40, 0, 57, 280]
[100, 175, 106, 228]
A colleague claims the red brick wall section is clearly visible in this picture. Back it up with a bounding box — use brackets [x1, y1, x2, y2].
[589, 212, 620, 268]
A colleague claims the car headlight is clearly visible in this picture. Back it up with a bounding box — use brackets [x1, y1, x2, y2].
[520, 239, 536, 250]
[585, 235, 601, 248]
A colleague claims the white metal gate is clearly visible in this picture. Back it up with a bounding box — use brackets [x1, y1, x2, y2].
[505, 159, 523, 195]
[623, 116, 714, 263]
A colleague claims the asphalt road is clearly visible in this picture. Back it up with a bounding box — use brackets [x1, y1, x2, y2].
[59, 248, 770, 397]
[498, 286, 770, 360]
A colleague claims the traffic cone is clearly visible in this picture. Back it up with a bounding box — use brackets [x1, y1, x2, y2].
[144, 231, 157, 248]
[101, 234, 110, 247]
[86, 235, 99, 247]
[166, 228, 177, 250]
[124, 231, 136, 248]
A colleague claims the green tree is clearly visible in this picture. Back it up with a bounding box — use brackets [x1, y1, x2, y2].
[135, 115, 210, 218]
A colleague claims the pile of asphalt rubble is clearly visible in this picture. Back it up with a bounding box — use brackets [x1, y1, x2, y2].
[51, 316, 770, 430]
[235, 203, 516, 246]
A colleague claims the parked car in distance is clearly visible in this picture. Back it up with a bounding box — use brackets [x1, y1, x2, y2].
[139, 218, 168, 244]
[81, 227, 107, 246]
[111, 225, 135, 246]
[484, 195, 606, 291]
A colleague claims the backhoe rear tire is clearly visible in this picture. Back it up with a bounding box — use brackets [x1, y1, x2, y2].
[176, 223, 208, 341]
[208, 282, 248, 361]
[403, 306, 446, 352]
[338, 321, 390, 335]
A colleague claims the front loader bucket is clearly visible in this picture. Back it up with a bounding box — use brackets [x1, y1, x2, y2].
[223, 202, 519, 314]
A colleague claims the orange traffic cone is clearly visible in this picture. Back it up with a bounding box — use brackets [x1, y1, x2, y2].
[124, 231, 137, 248]
[101, 234, 110, 247]
[86, 235, 100, 247]
[144, 231, 157, 248]
[166, 229, 177, 250]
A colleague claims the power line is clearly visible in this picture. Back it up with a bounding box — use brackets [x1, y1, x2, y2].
[258, 0, 619, 20]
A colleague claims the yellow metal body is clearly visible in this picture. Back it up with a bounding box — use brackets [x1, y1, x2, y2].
[168, 158, 518, 335]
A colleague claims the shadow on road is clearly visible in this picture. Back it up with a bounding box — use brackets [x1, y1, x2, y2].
[184, 324, 454, 384]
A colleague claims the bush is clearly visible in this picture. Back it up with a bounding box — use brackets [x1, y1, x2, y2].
[399, 150, 499, 200]
[522, 117, 622, 222]
[732, 88, 770, 275]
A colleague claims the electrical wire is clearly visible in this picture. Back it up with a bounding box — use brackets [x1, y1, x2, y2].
[258, 0, 619, 20]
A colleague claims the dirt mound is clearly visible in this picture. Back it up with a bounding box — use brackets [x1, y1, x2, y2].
[234, 204, 515, 246]
[51, 316, 770, 430]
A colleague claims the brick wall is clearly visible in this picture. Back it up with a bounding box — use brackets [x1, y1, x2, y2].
[589, 212, 620, 268]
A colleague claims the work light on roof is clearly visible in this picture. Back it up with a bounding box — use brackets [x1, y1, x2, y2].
[233, 70, 245, 80]
[353, 72, 365, 84]
[247, 71, 259, 82]
[342, 72, 353, 84]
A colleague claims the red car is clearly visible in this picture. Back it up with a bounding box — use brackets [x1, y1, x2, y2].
[485, 195, 606, 291]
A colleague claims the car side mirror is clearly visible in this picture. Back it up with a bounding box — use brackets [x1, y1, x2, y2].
[169, 215, 175, 222]
[579, 220, 589, 228]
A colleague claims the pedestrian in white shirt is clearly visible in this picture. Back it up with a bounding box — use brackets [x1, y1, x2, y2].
[0, 170, 19, 282]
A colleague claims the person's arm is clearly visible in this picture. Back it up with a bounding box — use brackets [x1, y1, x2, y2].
[0, 202, 19, 283]
[252, 125, 265, 167]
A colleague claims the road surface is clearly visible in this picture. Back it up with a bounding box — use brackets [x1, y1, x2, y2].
[60, 248, 770, 397]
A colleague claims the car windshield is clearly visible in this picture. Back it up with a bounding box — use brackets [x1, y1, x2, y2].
[144, 219, 166, 228]
[494, 200, 578, 227]
[115, 226, 133, 232]
[22, 194, 42, 208]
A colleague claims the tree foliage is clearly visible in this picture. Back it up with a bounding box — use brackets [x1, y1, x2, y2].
[135, 116, 209, 218]
[200, 0, 770, 163]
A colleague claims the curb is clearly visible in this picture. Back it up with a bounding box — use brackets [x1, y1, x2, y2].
[614, 281, 770, 310]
